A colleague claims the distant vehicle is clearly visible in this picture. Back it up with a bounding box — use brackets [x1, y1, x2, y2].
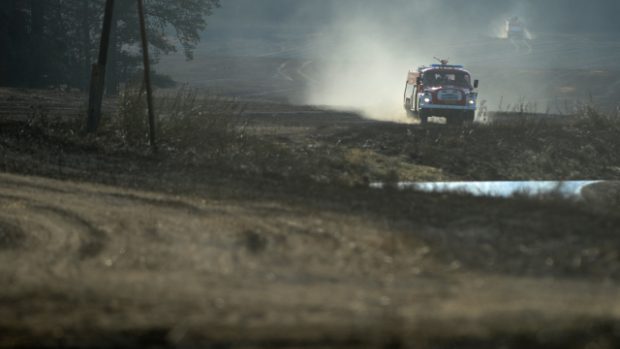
[403, 60, 479, 124]
[506, 16, 526, 40]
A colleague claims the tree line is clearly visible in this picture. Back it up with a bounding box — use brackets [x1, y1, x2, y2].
[0, 0, 220, 93]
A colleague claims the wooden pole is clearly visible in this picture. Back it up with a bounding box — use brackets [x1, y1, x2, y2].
[136, 0, 157, 152]
[86, 0, 115, 133]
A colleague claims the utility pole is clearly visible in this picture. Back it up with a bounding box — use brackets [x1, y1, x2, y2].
[136, 0, 157, 151]
[85, 0, 157, 152]
[86, 0, 115, 133]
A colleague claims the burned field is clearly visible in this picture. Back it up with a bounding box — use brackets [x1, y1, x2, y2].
[1, 88, 620, 348]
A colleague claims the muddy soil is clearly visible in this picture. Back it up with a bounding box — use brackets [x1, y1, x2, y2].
[1, 88, 620, 348]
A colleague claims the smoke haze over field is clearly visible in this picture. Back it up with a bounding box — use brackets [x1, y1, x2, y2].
[300, 0, 620, 118]
[301, 0, 513, 119]
[158, 0, 620, 118]
[208, 0, 620, 34]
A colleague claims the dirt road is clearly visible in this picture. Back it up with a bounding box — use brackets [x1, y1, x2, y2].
[2, 172, 620, 349]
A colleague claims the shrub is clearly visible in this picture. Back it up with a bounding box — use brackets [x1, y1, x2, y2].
[111, 83, 247, 156]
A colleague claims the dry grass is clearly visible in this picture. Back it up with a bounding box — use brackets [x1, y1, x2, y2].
[111, 84, 246, 151]
[326, 108, 620, 182]
[3, 85, 620, 188]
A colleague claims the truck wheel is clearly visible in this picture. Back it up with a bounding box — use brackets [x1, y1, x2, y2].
[447, 117, 462, 125]
[464, 111, 475, 124]
[448, 112, 474, 125]
[419, 111, 429, 125]
[406, 110, 417, 118]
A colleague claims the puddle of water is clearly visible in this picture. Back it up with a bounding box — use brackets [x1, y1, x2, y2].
[370, 181, 602, 198]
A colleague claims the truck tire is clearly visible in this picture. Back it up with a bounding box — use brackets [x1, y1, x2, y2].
[419, 110, 429, 125]
[448, 111, 475, 125]
[464, 111, 475, 124]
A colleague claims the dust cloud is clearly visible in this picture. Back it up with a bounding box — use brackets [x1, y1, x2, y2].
[303, 0, 512, 121]
[157, 0, 620, 116]
[304, 17, 419, 122]
[304, 1, 440, 121]
[300, 0, 620, 118]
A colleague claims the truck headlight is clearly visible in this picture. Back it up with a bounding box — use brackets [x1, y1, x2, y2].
[423, 93, 432, 104]
[466, 93, 477, 106]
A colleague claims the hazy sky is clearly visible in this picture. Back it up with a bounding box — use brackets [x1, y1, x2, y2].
[208, 0, 620, 34]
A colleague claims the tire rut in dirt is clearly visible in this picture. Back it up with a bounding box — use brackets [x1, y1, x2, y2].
[29, 204, 108, 260]
[0, 220, 27, 250]
[0, 193, 108, 260]
[107, 192, 214, 216]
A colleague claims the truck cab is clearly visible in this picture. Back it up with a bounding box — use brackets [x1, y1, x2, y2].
[403, 62, 479, 124]
[506, 16, 526, 40]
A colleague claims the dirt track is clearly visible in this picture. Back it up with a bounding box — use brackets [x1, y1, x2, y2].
[2, 87, 620, 348]
[2, 173, 620, 349]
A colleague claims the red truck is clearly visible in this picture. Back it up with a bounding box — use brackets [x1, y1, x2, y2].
[403, 60, 479, 124]
[506, 16, 526, 40]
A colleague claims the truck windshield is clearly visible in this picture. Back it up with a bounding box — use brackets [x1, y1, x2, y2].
[423, 71, 471, 88]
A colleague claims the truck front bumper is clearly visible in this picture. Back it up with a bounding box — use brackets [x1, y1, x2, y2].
[420, 104, 476, 111]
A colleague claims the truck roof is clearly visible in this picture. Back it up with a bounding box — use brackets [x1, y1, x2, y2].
[418, 64, 470, 74]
